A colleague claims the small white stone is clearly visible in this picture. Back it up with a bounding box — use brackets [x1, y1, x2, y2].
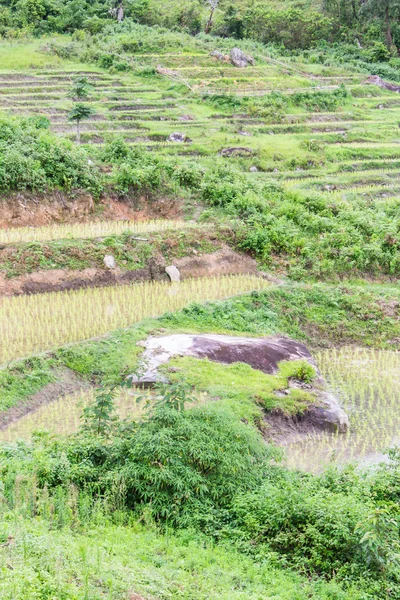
[104, 255, 116, 269]
[165, 265, 181, 282]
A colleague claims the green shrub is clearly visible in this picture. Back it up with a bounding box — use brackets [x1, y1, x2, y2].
[3, 403, 276, 527]
[0, 117, 102, 196]
[233, 481, 370, 576]
[278, 359, 316, 384]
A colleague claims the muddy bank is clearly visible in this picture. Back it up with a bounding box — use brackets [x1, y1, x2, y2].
[0, 192, 182, 229]
[0, 248, 258, 296]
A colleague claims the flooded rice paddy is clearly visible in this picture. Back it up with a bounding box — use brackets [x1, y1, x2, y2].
[285, 347, 400, 472]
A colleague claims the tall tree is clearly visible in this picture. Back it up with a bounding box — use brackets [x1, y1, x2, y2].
[204, 0, 219, 34]
[364, 0, 400, 48]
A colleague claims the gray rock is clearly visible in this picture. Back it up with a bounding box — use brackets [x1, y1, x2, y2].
[132, 333, 349, 434]
[365, 75, 400, 93]
[168, 132, 187, 143]
[219, 147, 253, 157]
[210, 50, 227, 62]
[165, 265, 181, 282]
[230, 48, 254, 68]
[104, 254, 116, 269]
[249, 166, 258, 172]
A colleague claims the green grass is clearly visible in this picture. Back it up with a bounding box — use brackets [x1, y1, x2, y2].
[163, 356, 316, 419]
[0, 516, 363, 600]
[0, 38, 91, 70]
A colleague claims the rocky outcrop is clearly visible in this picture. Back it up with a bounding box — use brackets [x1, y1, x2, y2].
[365, 75, 400, 92]
[230, 48, 254, 68]
[219, 147, 254, 157]
[168, 132, 190, 143]
[132, 334, 349, 434]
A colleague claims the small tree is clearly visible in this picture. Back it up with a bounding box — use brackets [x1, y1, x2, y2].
[205, 0, 219, 34]
[68, 76, 93, 101]
[68, 103, 95, 143]
[67, 76, 95, 143]
[81, 385, 118, 436]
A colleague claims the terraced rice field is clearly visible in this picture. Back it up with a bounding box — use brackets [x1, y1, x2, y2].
[0, 275, 270, 365]
[1, 43, 400, 468]
[1, 48, 398, 208]
[0, 55, 394, 243]
[0, 218, 197, 244]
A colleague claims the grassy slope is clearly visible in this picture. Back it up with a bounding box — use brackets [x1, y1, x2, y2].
[1, 29, 400, 600]
[0, 517, 362, 600]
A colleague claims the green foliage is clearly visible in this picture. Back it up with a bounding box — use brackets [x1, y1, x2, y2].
[233, 479, 371, 577]
[67, 75, 93, 100]
[242, 6, 334, 50]
[67, 102, 95, 124]
[137, 381, 196, 415]
[0, 117, 102, 196]
[197, 161, 400, 279]
[0, 357, 55, 413]
[81, 384, 118, 435]
[161, 284, 400, 349]
[291, 84, 350, 112]
[163, 356, 315, 417]
[0, 515, 365, 599]
[9, 403, 276, 527]
[278, 359, 316, 384]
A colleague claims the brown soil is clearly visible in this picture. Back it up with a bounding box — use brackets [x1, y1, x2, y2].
[0, 266, 162, 296]
[175, 248, 257, 278]
[0, 248, 258, 296]
[0, 193, 182, 229]
[0, 369, 91, 430]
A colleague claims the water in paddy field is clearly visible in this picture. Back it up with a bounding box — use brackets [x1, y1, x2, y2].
[284, 347, 400, 473]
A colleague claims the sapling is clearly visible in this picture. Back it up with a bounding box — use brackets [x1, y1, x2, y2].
[68, 103, 96, 143]
[205, 0, 219, 34]
[67, 77, 95, 142]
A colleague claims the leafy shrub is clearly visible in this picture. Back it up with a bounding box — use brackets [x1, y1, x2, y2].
[242, 6, 334, 50]
[0, 117, 102, 196]
[3, 403, 276, 527]
[291, 85, 350, 112]
[278, 360, 316, 384]
[233, 481, 370, 576]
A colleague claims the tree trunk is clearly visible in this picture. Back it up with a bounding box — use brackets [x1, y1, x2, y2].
[76, 120, 80, 143]
[117, 3, 124, 22]
[386, 5, 393, 48]
[205, 7, 215, 34]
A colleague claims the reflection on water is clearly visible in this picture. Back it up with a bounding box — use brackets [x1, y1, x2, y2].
[285, 347, 400, 472]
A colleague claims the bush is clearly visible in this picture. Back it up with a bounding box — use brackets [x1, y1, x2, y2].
[0, 117, 102, 196]
[233, 481, 370, 576]
[242, 6, 334, 50]
[2, 403, 276, 527]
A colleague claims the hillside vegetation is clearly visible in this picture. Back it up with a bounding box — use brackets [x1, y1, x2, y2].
[1, 2, 400, 599]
